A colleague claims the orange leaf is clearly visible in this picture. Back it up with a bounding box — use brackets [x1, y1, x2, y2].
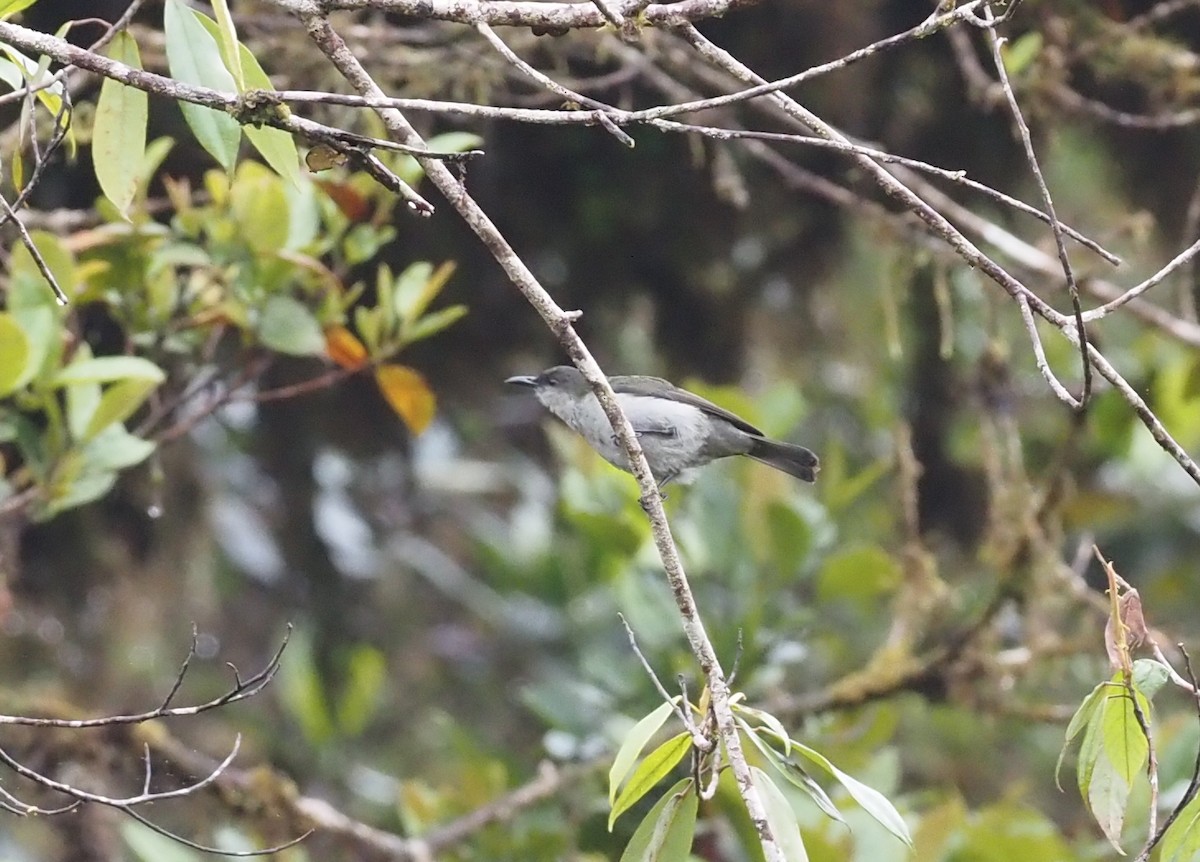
[325, 325, 368, 370]
[375, 364, 435, 434]
[316, 179, 370, 221]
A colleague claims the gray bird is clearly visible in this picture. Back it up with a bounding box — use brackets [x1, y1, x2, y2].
[506, 365, 819, 487]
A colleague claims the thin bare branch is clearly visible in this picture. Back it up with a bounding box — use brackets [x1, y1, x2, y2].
[982, 6, 1091, 407]
[0, 625, 291, 728]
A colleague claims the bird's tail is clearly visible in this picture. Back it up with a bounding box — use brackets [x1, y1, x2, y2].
[747, 437, 820, 483]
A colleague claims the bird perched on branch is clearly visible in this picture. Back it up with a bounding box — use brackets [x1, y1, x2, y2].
[506, 365, 819, 487]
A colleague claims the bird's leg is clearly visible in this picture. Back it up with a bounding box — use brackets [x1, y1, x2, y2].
[635, 470, 674, 512]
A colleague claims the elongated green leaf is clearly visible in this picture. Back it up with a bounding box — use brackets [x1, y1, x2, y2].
[0, 314, 30, 396]
[609, 732, 691, 830]
[335, 644, 386, 737]
[192, 13, 301, 185]
[1087, 752, 1130, 852]
[0, 0, 39, 18]
[0, 56, 23, 89]
[244, 121, 299, 188]
[791, 741, 912, 846]
[82, 426, 156, 472]
[259, 295, 326, 356]
[610, 700, 677, 805]
[84, 377, 160, 439]
[208, 0, 244, 91]
[1056, 681, 1107, 789]
[393, 262, 435, 321]
[734, 703, 791, 756]
[163, 0, 240, 172]
[93, 32, 147, 217]
[750, 767, 809, 862]
[737, 720, 843, 824]
[9, 305, 54, 389]
[404, 304, 467, 346]
[1077, 690, 1107, 807]
[1161, 790, 1200, 862]
[66, 375, 102, 441]
[0, 44, 64, 117]
[53, 356, 165, 387]
[618, 779, 695, 862]
[1100, 687, 1149, 785]
[43, 468, 117, 518]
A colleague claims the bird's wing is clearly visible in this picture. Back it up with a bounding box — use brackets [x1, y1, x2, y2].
[611, 375, 764, 436]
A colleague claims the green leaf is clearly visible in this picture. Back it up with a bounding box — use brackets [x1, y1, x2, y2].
[52, 356, 165, 387]
[84, 378, 160, 439]
[392, 261, 457, 327]
[93, 32, 147, 217]
[734, 703, 791, 756]
[403, 304, 468, 345]
[1133, 658, 1171, 700]
[43, 465, 117, 518]
[354, 305, 384, 354]
[765, 500, 812, 576]
[1100, 687, 1148, 775]
[1161, 790, 1200, 862]
[0, 44, 64, 117]
[208, 0, 244, 91]
[816, 546, 901, 604]
[335, 644, 386, 737]
[791, 741, 912, 846]
[610, 700, 677, 805]
[82, 426, 157, 472]
[9, 229, 76, 305]
[8, 305, 54, 389]
[1099, 686, 1149, 789]
[230, 161, 290, 253]
[163, 0, 241, 172]
[1056, 681, 1107, 789]
[392, 261, 435, 321]
[1002, 31, 1043, 76]
[609, 732, 692, 830]
[0, 0, 40, 19]
[0, 56, 23, 89]
[259, 295, 325, 356]
[0, 314, 31, 396]
[245, 124, 301, 188]
[193, 12, 301, 186]
[750, 767, 809, 862]
[66, 375, 102, 441]
[617, 779, 695, 862]
[737, 720, 843, 824]
[278, 629, 336, 745]
[1087, 751, 1130, 852]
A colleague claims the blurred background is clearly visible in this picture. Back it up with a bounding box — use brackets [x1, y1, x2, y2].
[3, 0, 1200, 859]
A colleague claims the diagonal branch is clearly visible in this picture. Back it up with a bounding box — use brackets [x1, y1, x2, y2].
[981, 6, 1091, 408]
[291, 10, 785, 861]
[676, 22, 1200, 488]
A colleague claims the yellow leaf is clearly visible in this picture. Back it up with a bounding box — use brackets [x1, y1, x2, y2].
[325, 325, 368, 370]
[375, 364, 435, 434]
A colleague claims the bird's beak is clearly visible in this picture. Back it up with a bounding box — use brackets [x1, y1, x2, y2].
[505, 375, 538, 387]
